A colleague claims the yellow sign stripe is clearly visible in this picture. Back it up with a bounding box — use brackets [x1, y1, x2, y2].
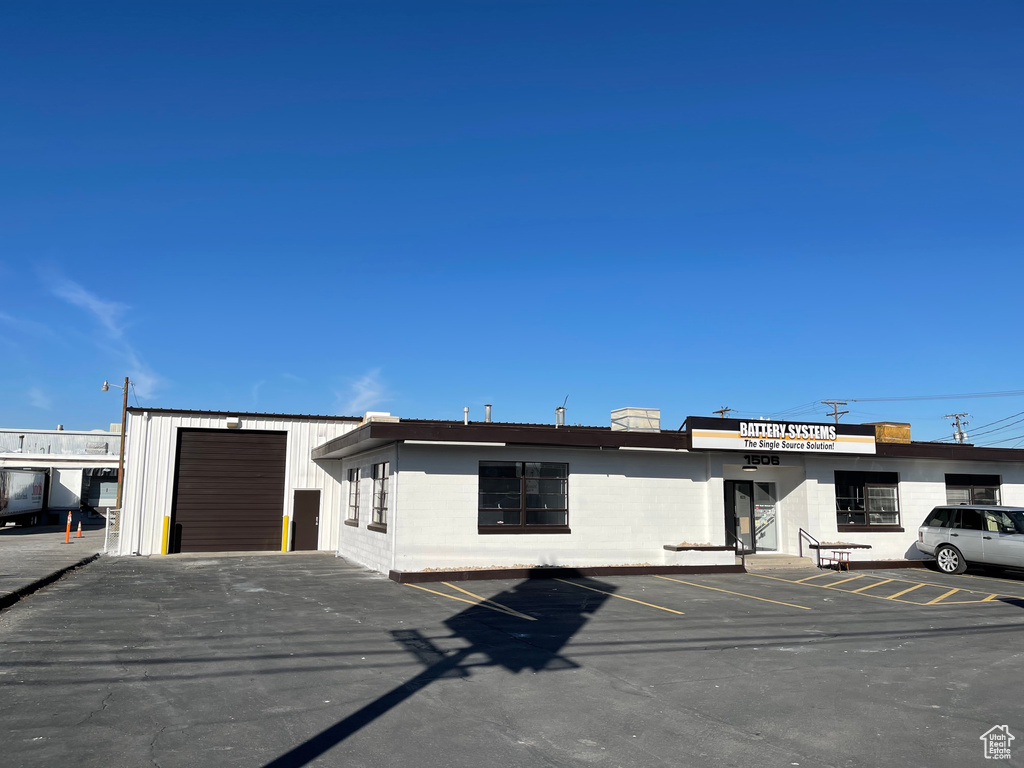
[441, 582, 537, 621]
[405, 583, 534, 619]
[554, 579, 685, 615]
[654, 575, 811, 610]
[926, 587, 961, 605]
[851, 578, 893, 593]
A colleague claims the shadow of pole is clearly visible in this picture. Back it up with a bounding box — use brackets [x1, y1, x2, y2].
[262, 575, 614, 768]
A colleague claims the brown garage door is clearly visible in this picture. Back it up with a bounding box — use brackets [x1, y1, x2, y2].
[171, 430, 287, 553]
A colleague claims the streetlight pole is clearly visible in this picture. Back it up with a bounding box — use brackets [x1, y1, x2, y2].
[102, 377, 130, 511]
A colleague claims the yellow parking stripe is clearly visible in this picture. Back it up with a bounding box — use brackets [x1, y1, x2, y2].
[654, 575, 811, 610]
[983, 592, 999, 602]
[827, 575, 865, 588]
[886, 583, 926, 599]
[441, 582, 537, 621]
[554, 579, 685, 615]
[851, 579, 893, 593]
[926, 588, 961, 605]
[796, 573, 830, 583]
[405, 583, 536, 620]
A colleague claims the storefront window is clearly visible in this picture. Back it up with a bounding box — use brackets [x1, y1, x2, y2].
[835, 471, 901, 529]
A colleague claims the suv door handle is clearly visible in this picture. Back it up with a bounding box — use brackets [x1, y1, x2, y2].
[983, 536, 992, 540]
[950, 533, 959, 537]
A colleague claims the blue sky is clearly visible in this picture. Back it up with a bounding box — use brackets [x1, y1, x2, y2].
[2, 1, 1023, 445]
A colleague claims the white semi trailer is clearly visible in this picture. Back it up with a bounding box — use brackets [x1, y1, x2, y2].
[0, 469, 47, 526]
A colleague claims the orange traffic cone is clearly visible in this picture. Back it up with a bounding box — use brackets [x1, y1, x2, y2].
[76, 521, 83, 538]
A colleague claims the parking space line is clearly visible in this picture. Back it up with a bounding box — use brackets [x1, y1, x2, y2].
[553, 579, 685, 615]
[851, 579, 894, 593]
[441, 582, 537, 621]
[827, 574, 865, 588]
[926, 587, 961, 605]
[404, 583, 536, 620]
[983, 592, 999, 602]
[886, 583, 926, 599]
[796, 573, 830, 583]
[654, 575, 811, 610]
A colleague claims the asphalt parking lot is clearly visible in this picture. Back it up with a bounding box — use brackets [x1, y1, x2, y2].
[2, 555, 1022, 768]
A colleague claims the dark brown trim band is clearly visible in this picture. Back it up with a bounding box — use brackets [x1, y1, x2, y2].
[837, 524, 905, 533]
[477, 525, 572, 535]
[663, 545, 733, 552]
[389, 563, 744, 583]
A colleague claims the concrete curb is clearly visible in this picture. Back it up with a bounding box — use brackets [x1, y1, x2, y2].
[0, 553, 101, 613]
[389, 563, 745, 583]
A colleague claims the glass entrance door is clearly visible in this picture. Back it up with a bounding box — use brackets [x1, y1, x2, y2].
[725, 481, 779, 554]
[724, 480, 755, 553]
[753, 482, 778, 552]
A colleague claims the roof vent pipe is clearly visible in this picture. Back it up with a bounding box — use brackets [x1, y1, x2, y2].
[555, 406, 565, 428]
[484, 404, 492, 423]
[463, 407, 469, 425]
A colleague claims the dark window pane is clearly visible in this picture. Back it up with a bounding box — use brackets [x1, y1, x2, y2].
[480, 462, 520, 479]
[959, 510, 985, 530]
[479, 492, 522, 509]
[526, 508, 568, 525]
[973, 487, 1000, 505]
[478, 508, 523, 525]
[924, 508, 954, 528]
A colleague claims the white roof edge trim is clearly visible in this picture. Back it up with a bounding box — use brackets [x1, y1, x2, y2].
[403, 440, 507, 448]
[617, 446, 688, 453]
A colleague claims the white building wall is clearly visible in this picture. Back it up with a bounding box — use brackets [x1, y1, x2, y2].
[117, 412, 358, 556]
[805, 455, 1024, 560]
[389, 445, 710, 571]
[326, 445, 399, 574]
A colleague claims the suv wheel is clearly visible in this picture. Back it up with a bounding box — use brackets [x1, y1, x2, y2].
[936, 545, 967, 574]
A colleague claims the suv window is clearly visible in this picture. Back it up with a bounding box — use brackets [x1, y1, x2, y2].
[923, 508, 955, 527]
[984, 509, 1023, 534]
[958, 509, 986, 531]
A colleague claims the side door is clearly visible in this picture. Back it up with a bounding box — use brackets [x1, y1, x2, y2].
[950, 508, 986, 564]
[292, 490, 321, 551]
[981, 509, 1024, 568]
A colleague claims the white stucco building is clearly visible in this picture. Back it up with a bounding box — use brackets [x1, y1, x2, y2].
[110, 405, 1024, 578]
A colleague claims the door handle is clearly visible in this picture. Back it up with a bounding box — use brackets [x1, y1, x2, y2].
[950, 533, 959, 537]
[983, 536, 992, 540]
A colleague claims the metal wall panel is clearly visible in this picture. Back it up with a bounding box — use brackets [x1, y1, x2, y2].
[118, 412, 358, 556]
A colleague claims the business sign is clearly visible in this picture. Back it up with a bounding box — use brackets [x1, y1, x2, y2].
[687, 416, 876, 455]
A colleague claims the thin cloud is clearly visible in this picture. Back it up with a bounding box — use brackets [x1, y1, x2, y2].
[125, 350, 162, 401]
[49, 277, 128, 339]
[0, 312, 57, 338]
[336, 369, 388, 416]
[252, 380, 267, 404]
[29, 387, 51, 410]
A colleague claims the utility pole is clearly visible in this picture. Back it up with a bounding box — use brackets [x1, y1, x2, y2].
[945, 412, 970, 444]
[713, 407, 734, 418]
[821, 400, 848, 424]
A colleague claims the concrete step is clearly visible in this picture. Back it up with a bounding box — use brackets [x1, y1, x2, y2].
[740, 554, 818, 572]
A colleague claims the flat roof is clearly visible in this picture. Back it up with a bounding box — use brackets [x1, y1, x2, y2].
[127, 407, 362, 423]
[312, 418, 1024, 464]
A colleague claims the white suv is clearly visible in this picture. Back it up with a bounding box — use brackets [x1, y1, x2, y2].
[916, 505, 1024, 574]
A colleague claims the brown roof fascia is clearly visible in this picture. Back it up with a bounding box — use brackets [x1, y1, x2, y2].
[312, 421, 691, 460]
[876, 441, 1024, 463]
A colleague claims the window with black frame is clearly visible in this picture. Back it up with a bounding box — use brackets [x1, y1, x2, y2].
[371, 462, 389, 527]
[346, 468, 360, 523]
[945, 474, 1001, 506]
[834, 470, 901, 529]
[478, 461, 569, 533]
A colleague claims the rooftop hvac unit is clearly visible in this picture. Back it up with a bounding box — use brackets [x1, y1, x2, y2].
[611, 407, 661, 432]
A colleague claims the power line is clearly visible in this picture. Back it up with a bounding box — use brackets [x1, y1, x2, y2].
[840, 389, 1024, 403]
